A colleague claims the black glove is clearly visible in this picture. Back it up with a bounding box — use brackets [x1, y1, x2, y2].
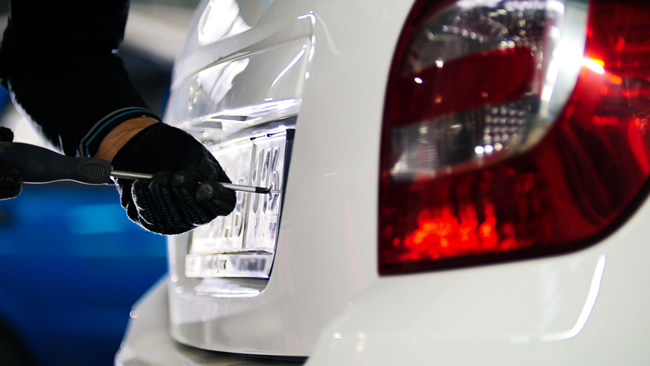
[112, 123, 236, 234]
[0, 127, 22, 200]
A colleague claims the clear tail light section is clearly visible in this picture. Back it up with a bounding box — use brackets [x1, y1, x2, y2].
[379, 0, 650, 274]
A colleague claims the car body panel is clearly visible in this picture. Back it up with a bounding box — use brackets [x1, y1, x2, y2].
[160, 0, 412, 356]
[309, 196, 650, 365]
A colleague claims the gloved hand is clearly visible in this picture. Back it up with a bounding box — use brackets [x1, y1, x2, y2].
[0, 127, 22, 200]
[111, 123, 236, 234]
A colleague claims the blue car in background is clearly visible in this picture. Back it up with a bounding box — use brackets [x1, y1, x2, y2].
[0, 183, 167, 366]
[0, 84, 167, 365]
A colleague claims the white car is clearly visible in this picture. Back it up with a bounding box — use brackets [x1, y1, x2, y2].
[116, 0, 650, 364]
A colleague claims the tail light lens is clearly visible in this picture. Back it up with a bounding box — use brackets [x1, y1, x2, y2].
[379, 0, 650, 274]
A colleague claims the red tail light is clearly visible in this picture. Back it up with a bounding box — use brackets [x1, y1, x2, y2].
[379, 0, 650, 274]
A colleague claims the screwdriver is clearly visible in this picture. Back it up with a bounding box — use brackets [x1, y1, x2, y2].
[0, 141, 274, 194]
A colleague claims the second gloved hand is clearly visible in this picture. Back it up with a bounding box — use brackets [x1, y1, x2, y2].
[0, 127, 22, 200]
[112, 123, 236, 235]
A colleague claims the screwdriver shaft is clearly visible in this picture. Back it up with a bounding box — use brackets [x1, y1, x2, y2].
[110, 170, 275, 194]
[110, 170, 154, 180]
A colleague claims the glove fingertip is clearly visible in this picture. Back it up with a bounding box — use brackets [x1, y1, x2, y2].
[0, 186, 21, 200]
[0, 161, 22, 200]
[0, 127, 14, 142]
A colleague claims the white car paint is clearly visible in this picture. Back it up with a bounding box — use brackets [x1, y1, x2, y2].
[116, 0, 650, 364]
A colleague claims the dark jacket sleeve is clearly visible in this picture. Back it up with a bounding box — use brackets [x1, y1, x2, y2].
[0, 0, 160, 157]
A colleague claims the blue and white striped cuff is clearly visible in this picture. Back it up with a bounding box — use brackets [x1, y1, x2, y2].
[78, 107, 160, 157]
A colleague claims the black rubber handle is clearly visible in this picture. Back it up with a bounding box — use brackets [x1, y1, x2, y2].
[0, 142, 112, 184]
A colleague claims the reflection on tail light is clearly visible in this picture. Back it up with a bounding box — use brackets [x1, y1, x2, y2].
[379, 0, 650, 274]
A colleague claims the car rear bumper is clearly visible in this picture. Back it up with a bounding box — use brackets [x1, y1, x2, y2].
[115, 277, 183, 366]
[115, 277, 306, 366]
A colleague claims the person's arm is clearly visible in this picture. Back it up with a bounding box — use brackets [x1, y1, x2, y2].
[0, 0, 236, 234]
[0, 0, 155, 157]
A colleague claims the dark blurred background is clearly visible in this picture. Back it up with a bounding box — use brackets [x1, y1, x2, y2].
[0, 1, 198, 365]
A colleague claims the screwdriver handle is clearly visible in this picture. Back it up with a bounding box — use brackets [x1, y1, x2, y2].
[0, 141, 277, 193]
[0, 142, 112, 185]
